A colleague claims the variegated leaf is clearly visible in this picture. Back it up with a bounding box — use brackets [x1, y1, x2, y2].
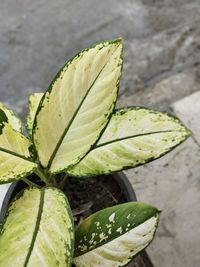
[0, 109, 37, 184]
[0, 102, 22, 131]
[33, 39, 123, 173]
[74, 202, 159, 267]
[26, 93, 44, 136]
[68, 107, 191, 177]
[0, 187, 74, 267]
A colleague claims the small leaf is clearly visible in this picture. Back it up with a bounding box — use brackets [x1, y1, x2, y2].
[68, 107, 191, 177]
[0, 109, 37, 184]
[73, 202, 159, 267]
[0, 187, 74, 267]
[0, 102, 22, 131]
[33, 39, 123, 173]
[26, 93, 44, 136]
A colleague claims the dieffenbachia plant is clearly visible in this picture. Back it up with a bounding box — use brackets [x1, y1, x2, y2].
[0, 39, 190, 267]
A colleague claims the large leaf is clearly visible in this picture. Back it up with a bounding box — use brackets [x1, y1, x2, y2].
[68, 107, 191, 177]
[33, 39, 123, 173]
[0, 109, 37, 184]
[0, 102, 22, 131]
[73, 202, 159, 267]
[0, 187, 74, 267]
[26, 93, 43, 136]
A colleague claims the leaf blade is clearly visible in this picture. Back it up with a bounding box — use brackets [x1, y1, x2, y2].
[68, 107, 191, 177]
[33, 39, 123, 173]
[73, 202, 159, 267]
[0, 151, 37, 184]
[0, 187, 74, 267]
[0, 102, 22, 132]
[0, 109, 37, 184]
[26, 93, 44, 136]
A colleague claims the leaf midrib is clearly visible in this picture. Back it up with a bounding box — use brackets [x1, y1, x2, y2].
[23, 189, 45, 267]
[0, 147, 34, 163]
[47, 44, 121, 169]
[93, 130, 186, 150]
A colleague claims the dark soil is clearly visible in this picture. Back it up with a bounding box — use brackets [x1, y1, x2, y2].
[57, 174, 127, 225]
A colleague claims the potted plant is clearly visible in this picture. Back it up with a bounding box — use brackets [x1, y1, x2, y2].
[0, 39, 190, 267]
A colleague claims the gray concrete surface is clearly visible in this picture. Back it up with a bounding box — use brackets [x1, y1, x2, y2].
[0, 1, 200, 266]
[126, 91, 200, 267]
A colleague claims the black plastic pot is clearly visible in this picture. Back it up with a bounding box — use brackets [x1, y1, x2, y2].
[112, 172, 137, 202]
[0, 172, 153, 267]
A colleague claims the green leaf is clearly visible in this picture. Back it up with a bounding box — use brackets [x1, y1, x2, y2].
[68, 107, 191, 177]
[0, 109, 37, 184]
[26, 93, 44, 136]
[73, 202, 159, 267]
[0, 102, 22, 131]
[0, 187, 74, 267]
[33, 39, 123, 173]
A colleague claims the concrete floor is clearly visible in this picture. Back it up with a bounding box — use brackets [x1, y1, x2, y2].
[0, 1, 200, 266]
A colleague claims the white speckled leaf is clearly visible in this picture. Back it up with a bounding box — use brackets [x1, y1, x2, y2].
[74, 202, 159, 267]
[0, 102, 22, 131]
[0, 187, 74, 267]
[33, 39, 123, 173]
[26, 93, 44, 136]
[68, 107, 191, 177]
[0, 109, 37, 184]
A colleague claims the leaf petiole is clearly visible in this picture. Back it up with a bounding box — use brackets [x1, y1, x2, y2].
[22, 177, 41, 189]
[34, 167, 52, 186]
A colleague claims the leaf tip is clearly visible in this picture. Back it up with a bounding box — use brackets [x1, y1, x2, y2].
[107, 37, 123, 47]
[186, 128, 193, 138]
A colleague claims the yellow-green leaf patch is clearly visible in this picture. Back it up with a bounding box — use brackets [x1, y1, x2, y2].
[0, 109, 37, 184]
[26, 93, 44, 136]
[68, 107, 191, 177]
[0, 187, 74, 267]
[33, 39, 123, 173]
[0, 102, 22, 131]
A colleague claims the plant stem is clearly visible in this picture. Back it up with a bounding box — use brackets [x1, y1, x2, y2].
[22, 178, 41, 189]
[34, 167, 51, 185]
[59, 174, 68, 191]
[48, 173, 58, 187]
[52, 176, 59, 187]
